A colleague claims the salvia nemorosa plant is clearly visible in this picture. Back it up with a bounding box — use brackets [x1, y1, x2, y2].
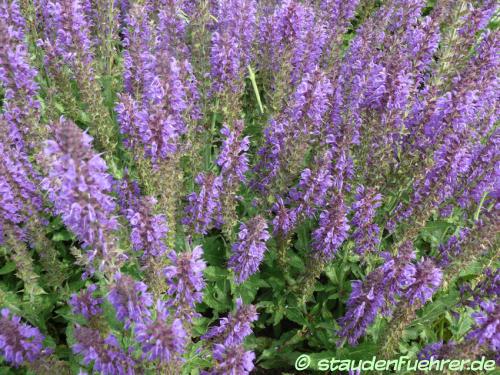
[0, 0, 498, 373]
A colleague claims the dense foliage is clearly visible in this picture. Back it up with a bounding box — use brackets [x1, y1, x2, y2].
[0, 0, 499, 373]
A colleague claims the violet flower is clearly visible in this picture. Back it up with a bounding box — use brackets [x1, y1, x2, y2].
[0, 308, 45, 367]
[468, 300, 500, 351]
[135, 301, 186, 364]
[202, 298, 258, 346]
[351, 186, 382, 255]
[203, 344, 255, 375]
[217, 121, 250, 186]
[72, 326, 136, 375]
[312, 194, 350, 260]
[163, 246, 206, 320]
[228, 216, 270, 284]
[108, 273, 153, 327]
[183, 173, 224, 235]
[69, 284, 103, 320]
[404, 258, 442, 305]
[40, 118, 122, 274]
[210, 0, 256, 95]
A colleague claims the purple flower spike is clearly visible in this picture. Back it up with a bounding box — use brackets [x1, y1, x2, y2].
[108, 273, 153, 327]
[164, 246, 206, 320]
[351, 186, 382, 255]
[312, 194, 350, 260]
[202, 298, 258, 346]
[127, 196, 169, 259]
[228, 216, 270, 284]
[69, 284, 103, 320]
[135, 301, 187, 363]
[183, 173, 224, 235]
[404, 258, 442, 305]
[468, 300, 500, 351]
[0, 308, 45, 367]
[210, 0, 256, 95]
[337, 269, 386, 346]
[203, 344, 255, 375]
[40, 118, 122, 274]
[72, 326, 136, 375]
[217, 121, 250, 186]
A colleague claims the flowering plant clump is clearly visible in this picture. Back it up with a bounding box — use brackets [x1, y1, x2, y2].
[0, 0, 498, 374]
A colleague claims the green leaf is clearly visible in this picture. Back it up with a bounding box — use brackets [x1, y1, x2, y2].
[0, 261, 16, 275]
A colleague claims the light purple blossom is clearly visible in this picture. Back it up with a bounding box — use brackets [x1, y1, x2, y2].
[0, 308, 45, 366]
[40, 118, 122, 274]
[108, 273, 153, 327]
[135, 301, 187, 363]
[69, 284, 103, 320]
[164, 246, 206, 320]
[202, 298, 258, 346]
[468, 300, 500, 351]
[203, 343, 255, 375]
[217, 121, 250, 186]
[404, 258, 442, 304]
[228, 216, 270, 284]
[183, 173, 224, 235]
[72, 326, 136, 375]
[351, 186, 382, 255]
[312, 194, 350, 260]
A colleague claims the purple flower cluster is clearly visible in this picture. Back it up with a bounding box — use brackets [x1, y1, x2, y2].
[0, 125, 42, 243]
[72, 326, 136, 375]
[351, 186, 382, 255]
[202, 298, 257, 375]
[40, 0, 94, 67]
[210, 0, 256, 94]
[404, 258, 442, 305]
[69, 284, 103, 320]
[0, 308, 45, 367]
[312, 194, 350, 260]
[217, 121, 250, 186]
[183, 173, 224, 235]
[135, 301, 186, 364]
[122, 192, 169, 259]
[108, 273, 153, 327]
[163, 246, 206, 320]
[0, 0, 41, 147]
[468, 300, 499, 352]
[228, 216, 270, 284]
[40, 118, 121, 273]
[339, 242, 417, 344]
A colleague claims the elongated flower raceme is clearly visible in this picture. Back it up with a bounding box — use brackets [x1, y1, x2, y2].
[0, 308, 45, 367]
[183, 173, 224, 235]
[312, 194, 350, 261]
[203, 344, 255, 375]
[0, 0, 42, 148]
[210, 0, 256, 96]
[468, 300, 500, 352]
[338, 242, 416, 345]
[217, 121, 250, 186]
[351, 186, 382, 255]
[0, 124, 43, 243]
[260, 0, 326, 85]
[72, 326, 136, 375]
[107, 273, 153, 327]
[228, 216, 270, 284]
[125, 195, 169, 259]
[164, 246, 206, 320]
[337, 268, 387, 346]
[40, 118, 124, 275]
[202, 298, 258, 346]
[135, 301, 186, 364]
[41, 0, 94, 67]
[404, 258, 442, 304]
[69, 284, 103, 320]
